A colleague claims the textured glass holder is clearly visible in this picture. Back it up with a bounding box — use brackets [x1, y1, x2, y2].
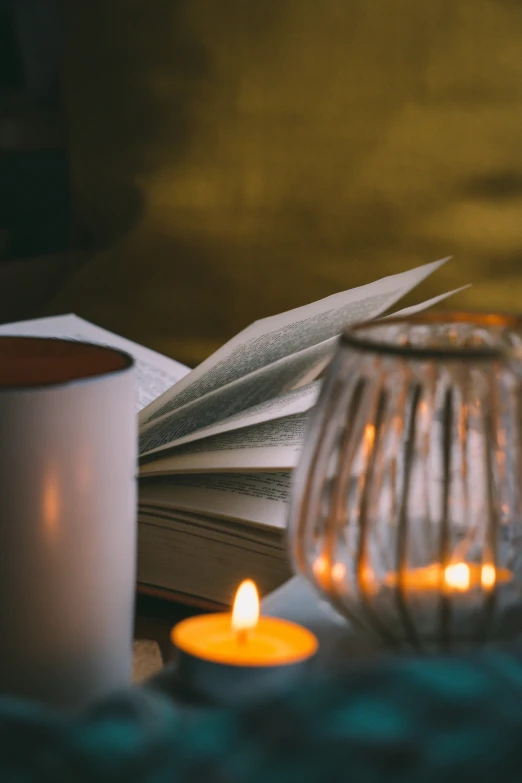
[288, 312, 522, 652]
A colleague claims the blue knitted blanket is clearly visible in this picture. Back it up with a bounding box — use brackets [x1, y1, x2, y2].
[1, 652, 522, 781]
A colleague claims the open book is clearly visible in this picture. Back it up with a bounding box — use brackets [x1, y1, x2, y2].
[0, 259, 467, 607]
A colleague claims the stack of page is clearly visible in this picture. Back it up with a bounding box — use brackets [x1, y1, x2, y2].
[0, 259, 466, 607]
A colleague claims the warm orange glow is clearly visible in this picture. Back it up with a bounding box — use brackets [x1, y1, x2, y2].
[43, 472, 59, 535]
[481, 564, 496, 589]
[231, 579, 259, 633]
[385, 562, 511, 592]
[358, 563, 376, 594]
[363, 424, 376, 451]
[444, 563, 470, 591]
[418, 400, 429, 418]
[313, 553, 328, 577]
[172, 581, 318, 667]
[172, 612, 318, 667]
[313, 555, 347, 590]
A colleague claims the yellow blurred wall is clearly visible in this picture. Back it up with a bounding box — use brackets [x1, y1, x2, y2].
[49, 0, 522, 365]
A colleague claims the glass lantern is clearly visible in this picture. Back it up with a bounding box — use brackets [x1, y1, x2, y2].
[288, 313, 522, 652]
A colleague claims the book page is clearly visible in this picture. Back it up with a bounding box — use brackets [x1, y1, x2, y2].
[140, 414, 307, 474]
[154, 285, 465, 452]
[138, 339, 332, 455]
[138, 281, 463, 457]
[139, 258, 449, 427]
[380, 285, 471, 319]
[139, 472, 291, 528]
[139, 508, 283, 547]
[138, 285, 469, 470]
[143, 381, 321, 453]
[0, 314, 190, 411]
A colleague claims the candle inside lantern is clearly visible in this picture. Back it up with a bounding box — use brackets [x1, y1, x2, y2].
[171, 580, 318, 703]
[369, 561, 517, 648]
[384, 562, 513, 592]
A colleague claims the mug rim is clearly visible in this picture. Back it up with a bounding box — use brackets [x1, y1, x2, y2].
[0, 335, 135, 391]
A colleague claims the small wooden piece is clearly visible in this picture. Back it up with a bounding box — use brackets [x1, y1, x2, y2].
[132, 640, 164, 684]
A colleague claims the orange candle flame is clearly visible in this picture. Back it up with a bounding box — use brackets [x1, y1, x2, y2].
[444, 563, 498, 591]
[231, 580, 259, 644]
[444, 563, 470, 591]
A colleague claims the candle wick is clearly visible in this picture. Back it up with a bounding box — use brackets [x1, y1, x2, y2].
[236, 628, 248, 647]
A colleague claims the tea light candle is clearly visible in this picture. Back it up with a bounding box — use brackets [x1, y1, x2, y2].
[383, 562, 513, 592]
[369, 562, 516, 648]
[172, 580, 318, 704]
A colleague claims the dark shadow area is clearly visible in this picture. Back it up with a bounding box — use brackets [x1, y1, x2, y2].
[464, 171, 522, 201]
[0, 0, 69, 260]
[62, 0, 213, 251]
[0, 7, 23, 89]
[0, 148, 69, 258]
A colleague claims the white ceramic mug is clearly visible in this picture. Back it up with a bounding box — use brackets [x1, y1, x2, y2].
[0, 336, 137, 708]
